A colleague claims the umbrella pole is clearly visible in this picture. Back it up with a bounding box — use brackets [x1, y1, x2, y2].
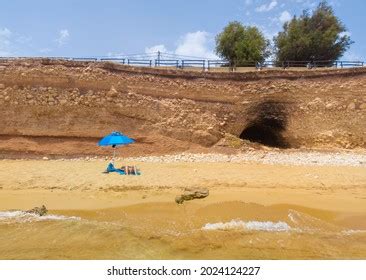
[113, 147, 116, 165]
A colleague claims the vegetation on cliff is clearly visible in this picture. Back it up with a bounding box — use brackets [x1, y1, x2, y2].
[215, 1, 353, 65]
[274, 1, 353, 63]
[215, 21, 270, 67]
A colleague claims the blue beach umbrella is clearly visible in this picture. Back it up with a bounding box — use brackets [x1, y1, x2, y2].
[98, 131, 135, 162]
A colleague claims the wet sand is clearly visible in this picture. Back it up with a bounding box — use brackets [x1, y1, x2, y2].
[0, 158, 366, 259]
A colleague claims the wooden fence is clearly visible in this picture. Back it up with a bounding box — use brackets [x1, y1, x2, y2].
[0, 56, 364, 70]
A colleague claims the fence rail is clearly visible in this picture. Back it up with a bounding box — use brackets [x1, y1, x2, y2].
[207, 60, 229, 69]
[0, 56, 364, 71]
[181, 59, 205, 69]
[71, 57, 98, 61]
[100, 58, 125, 64]
[335, 61, 364, 68]
[155, 59, 179, 67]
[127, 59, 152, 67]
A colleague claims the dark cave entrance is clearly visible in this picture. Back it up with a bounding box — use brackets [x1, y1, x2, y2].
[239, 101, 290, 148]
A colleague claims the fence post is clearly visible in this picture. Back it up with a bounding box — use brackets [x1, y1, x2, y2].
[157, 51, 161, 66]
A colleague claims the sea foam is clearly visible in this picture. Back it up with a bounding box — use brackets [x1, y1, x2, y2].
[202, 219, 291, 232]
[0, 211, 81, 223]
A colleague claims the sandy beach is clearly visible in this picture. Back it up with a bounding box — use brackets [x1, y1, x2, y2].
[1, 151, 366, 259]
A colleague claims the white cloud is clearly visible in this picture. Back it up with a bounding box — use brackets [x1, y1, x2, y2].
[145, 44, 168, 54]
[175, 31, 218, 59]
[279, 10, 292, 23]
[55, 29, 70, 46]
[0, 27, 12, 38]
[0, 27, 36, 56]
[256, 0, 278, 12]
[144, 31, 218, 59]
[0, 27, 12, 56]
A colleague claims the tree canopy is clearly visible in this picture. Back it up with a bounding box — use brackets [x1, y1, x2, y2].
[215, 21, 270, 67]
[274, 1, 353, 63]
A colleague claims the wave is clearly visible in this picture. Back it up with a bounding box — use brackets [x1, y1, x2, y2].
[341, 229, 366, 235]
[202, 220, 291, 232]
[0, 211, 81, 223]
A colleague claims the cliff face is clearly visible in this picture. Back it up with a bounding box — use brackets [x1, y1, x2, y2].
[0, 59, 365, 157]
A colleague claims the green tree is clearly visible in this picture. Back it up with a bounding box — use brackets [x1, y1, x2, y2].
[215, 21, 270, 67]
[274, 1, 353, 64]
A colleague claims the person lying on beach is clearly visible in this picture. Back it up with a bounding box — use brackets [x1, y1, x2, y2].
[120, 165, 140, 175]
[103, 163, 140, 175]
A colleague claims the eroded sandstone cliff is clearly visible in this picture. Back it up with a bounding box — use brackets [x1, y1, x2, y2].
[0, 59, 365, 157]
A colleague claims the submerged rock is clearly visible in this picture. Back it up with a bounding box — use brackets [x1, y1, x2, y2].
[26, 205, 48, 216]
[175, 187, 209, 204]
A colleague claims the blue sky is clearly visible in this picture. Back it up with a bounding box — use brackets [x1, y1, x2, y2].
[0, 0, 364, 60]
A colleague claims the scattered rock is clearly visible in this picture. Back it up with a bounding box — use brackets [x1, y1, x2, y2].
[26, 205, 48, 216]
[307, 97, 322, 107]
[325, 102, 337, 109]
[123, 151, 366, 167]
[42, 156, 49, 160]
[347, 102, 356, 110]
[0, 84, 5, 89]
[107, 86, 118, 97]
[175, 187, 209, 204]
[175, 195, 185, 204]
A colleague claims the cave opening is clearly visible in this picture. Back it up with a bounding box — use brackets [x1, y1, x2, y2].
[239, 101, 290, 148]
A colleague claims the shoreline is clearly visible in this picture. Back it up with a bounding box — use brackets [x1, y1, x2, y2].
[1, 152, 366, 259]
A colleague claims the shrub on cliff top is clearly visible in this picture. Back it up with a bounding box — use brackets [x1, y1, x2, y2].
[274, 1, 353, 63]
[215, 21, 270, 67]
